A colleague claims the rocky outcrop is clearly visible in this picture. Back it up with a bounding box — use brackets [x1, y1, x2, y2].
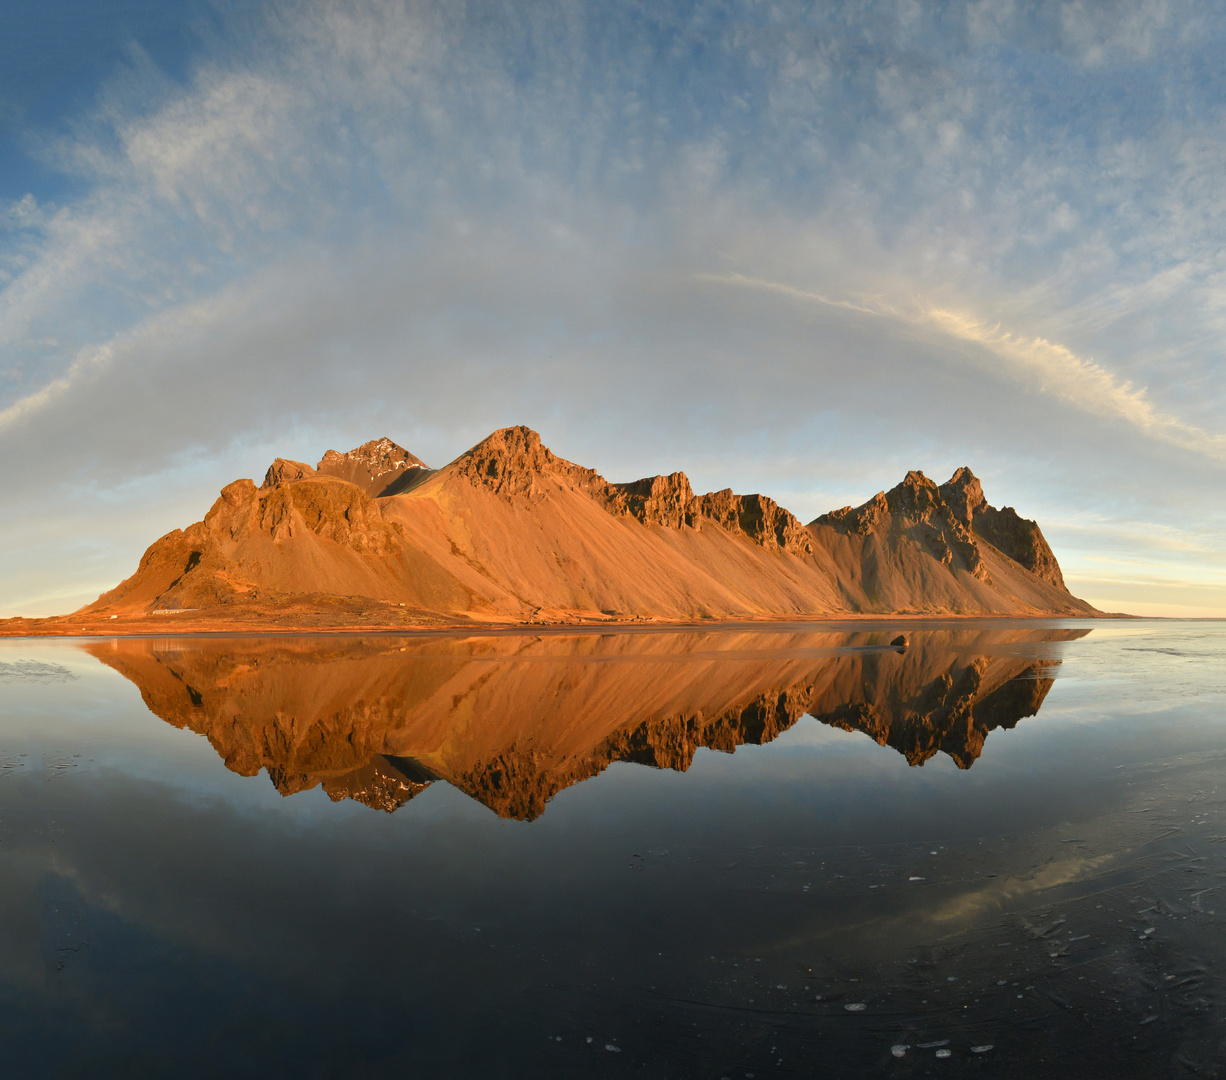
[319, 755, 438, 813]
[697, 490, 813, 556]
[600, 475, 813, 555]
[263, 458, 315, 487]
[255, 475, 400, 552]
[607, 473, 701, 529]
[449, 426, 605, 499]
[938, 466, 987, 524]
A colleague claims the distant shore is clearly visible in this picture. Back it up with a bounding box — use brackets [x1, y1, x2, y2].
[0, 608, 1139, 639]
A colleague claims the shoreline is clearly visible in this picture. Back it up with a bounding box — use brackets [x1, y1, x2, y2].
[0, 609, 1141, 640]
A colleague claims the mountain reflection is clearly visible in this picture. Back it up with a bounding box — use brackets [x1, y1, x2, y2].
[88, 628, 1088, 819]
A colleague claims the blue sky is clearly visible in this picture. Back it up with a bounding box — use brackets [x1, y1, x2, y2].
[3, 0, 1226, 617]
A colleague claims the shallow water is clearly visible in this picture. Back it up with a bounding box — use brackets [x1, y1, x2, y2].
[2, 620, 1225, 1078]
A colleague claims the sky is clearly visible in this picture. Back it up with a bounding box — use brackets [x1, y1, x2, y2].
[3, 0, 1226, 619]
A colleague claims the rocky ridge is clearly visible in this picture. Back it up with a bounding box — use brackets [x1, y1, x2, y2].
[449, 426, 813, 555]
[26, 424, 1099, 631]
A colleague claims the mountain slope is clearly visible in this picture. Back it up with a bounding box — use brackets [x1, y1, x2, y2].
[59, 425, 1097, 629]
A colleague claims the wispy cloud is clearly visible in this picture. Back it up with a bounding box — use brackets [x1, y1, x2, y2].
[920, 309, 1226, 461]
[700, 271, 1226, 463]
[0, 342, 112, 430]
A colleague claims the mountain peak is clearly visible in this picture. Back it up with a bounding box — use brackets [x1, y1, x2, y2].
[317, 437, 429, 497]
[320, 437, 425, 473]
[449, 426, 599, 498]
[939, 467, 987, 528]
[885, 470, 942, 516]
[262, 458, 315, 489]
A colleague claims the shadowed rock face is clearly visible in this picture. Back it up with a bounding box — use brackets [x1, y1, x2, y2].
[87, 627, 1086, 818]
[817, 470, 988, 582]
[940, 466, 1067, 589]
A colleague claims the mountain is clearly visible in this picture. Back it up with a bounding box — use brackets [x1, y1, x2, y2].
[808, 466, 1080, 614]
[86, 627, 1085, 818]
[8, 425, 1098, 632]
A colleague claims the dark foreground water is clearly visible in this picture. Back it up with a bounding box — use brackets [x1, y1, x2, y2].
[2, 621, 1225, 1078]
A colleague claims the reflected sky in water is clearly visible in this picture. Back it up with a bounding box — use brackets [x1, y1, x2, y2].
[2, 621, 1226, 1078]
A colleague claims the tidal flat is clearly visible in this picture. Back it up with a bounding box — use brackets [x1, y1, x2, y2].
[2, 620, 1225, 1077]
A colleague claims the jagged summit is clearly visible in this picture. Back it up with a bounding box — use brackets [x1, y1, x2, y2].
[26, 424, 1099, 633]
[809, 465, 1072, 607]
[815, 468, 988, 585]
[940, 467, 1065, 589]
[449, 425, 598, 498]
[317, 437, 430, 497]
[939, 466, 987, 526]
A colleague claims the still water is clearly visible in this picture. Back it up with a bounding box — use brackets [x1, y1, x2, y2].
[2, 620, 1225, 1078]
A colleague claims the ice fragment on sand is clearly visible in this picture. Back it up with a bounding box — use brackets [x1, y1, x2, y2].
[971, 1045, 993, 1053]
[935, 1048, 952, 1059]
[844, 1003, 867, 1012]
[891, 1045, 909, 1058]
